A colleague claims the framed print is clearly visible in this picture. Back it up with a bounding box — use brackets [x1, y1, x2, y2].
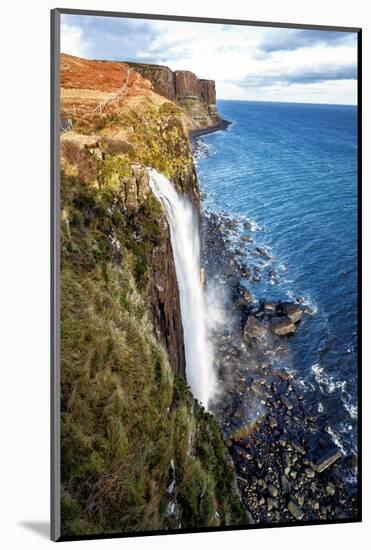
[51, 8, 361, 542]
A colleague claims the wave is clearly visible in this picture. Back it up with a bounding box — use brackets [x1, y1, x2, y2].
[311, 363, 347, 394]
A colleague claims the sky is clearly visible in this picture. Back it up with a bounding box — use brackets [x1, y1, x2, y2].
[61, 14, 358, 105]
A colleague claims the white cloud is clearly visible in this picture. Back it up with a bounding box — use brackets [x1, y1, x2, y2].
[60, 15, 358, 105]
[60, 21, 90, 58]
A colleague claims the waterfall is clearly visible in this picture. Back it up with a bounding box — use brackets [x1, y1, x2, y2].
[148, 168, 216, 409]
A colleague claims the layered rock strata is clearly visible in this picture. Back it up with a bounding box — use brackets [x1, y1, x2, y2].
[127, 62, 222, 129]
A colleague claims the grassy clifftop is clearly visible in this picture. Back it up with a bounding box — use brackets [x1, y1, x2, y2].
[59, 54, 246, 536]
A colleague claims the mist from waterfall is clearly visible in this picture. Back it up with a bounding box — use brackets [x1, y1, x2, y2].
[148, 168, 216, 409]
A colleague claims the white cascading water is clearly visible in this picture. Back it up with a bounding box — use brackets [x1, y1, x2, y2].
[148, 168, 216, 409]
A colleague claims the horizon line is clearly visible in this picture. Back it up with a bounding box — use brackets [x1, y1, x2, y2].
[216, 98, 357, 107]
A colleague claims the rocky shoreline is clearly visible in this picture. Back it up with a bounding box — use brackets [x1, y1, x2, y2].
[189, 118, 232, 141]
[202, 209, 358, 524]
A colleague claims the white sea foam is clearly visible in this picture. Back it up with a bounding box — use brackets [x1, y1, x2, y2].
[311, 363, 347, 394]
[326, 426, 346, 455]
[344, 402, 358, 420]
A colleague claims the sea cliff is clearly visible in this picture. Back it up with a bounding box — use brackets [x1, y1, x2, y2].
[59, 54, 244, 536]
[127, 62, 223, 130]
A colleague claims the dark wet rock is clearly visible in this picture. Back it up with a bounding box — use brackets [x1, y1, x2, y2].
[326, 483, 336, 496]
[240, 288, 253, 302]
[346, 453, 358, 471]
[291, 440, 306, 455]
[226, 219, 239, 229]
[243, 316, 267, 341]
[257, 478, 267, 490]
[281, 395, 294, 410]
[311, 447, 342, 473]
[255, 246, 270, 258]
[243, 221, 253, 230]
[267, 483, 279, 497]
[309, 498, 320, 510]
[270, 316, 296, 336]
[234, 297, 251, 309]
[269, 416, 278, 429]
[288, 500, 304, 520]
[284, 303, 303, 323]
[267, 497, 278, 511]
[280, 474, 291, 495]
[240, 266, 251, 279]
[264, 301, 278, 313]
[241, 235, 253, 242]
[282, 452, 291, 475]
[296, 493, 305, 506]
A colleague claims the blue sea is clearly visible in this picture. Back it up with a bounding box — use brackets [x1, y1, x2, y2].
[196, 100, 358, 454]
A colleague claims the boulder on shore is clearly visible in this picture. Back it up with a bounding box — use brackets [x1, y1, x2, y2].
[269, 316, 295, 336]
[288, 500, 304, 520]
[311, 447, 342, 473]
[284, 303, 303, 323]
[226, 219, 239, 229]
[241, 235, 253, 243]
[244, 316, 267, 341]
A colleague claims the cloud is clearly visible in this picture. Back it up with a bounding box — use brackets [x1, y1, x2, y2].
[258, 29, 356, 53]
[60, 15, 357, 105]
[239, 63, 357, 87]
[61, 14, 158, 61]
[60, 22, 90, 57]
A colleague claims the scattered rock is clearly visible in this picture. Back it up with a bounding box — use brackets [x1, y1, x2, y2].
[269, 416, 278, 429]
[270, 316, 296, 336]
[267, 483, 279, 497]
[267, 497, 278, 511]
[255, 246, 270, 258]
[288, 500, 304, 520]
[280, 474, 291, 495]
[291, 440, 306, 454]
[296, 493, 305, 506]
[243, 316, 267, 341]
[304, 467, 315, 479]
[281, 395, 293, 410]
[226, 219, 239, 229]
[241, 288, 253, 302]
[312, 447, 342, 473]
[326, 483, 336, 496]
[241, 235, 253, 242]
[284, 303, 303, 323]
[264, 301, 278, 313]
[257, 478, 267, 490]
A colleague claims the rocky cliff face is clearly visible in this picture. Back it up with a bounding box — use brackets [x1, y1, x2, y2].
[127, 62, 222, 129]
[127, 62, 175, 101]
[120, 163, 186, 378]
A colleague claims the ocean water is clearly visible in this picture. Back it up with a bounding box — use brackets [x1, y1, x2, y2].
[195, 100, 358, 454]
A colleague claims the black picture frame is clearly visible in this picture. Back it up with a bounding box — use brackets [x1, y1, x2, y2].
[51, 8, 362, 542]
